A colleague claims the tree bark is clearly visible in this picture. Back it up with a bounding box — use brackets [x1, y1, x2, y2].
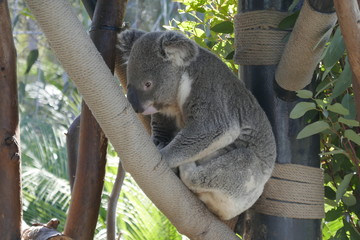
[0, 1, 22, 239]
[66, 115, 80, 191]
[334, 0, 360, 122]
[63, 0, 119, 238]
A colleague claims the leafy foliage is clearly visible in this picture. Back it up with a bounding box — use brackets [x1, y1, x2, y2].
[165, 0, 237, 72]
[104, 159, 183, 240]
[290, 26, 360, 239]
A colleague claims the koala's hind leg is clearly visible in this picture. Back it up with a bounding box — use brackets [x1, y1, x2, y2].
[179, 147, 272, 220]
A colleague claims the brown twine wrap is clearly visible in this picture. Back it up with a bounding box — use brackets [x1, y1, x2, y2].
[275, 0, 337, 91]
[234, 10, 290, 65]
[253, 163, 324, 219]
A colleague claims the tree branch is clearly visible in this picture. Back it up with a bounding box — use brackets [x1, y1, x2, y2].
[24, 0, 237, 239]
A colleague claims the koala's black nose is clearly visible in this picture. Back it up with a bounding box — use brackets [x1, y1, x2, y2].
[127, 85, 143, 113]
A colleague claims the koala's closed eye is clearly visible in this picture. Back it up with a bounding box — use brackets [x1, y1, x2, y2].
[118, 29, 276, 221]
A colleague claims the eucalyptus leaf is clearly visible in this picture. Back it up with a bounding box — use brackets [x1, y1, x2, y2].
[338, 117, 359, 127]
[344, 129, 360, 145]
[325, 208, 343, 222]
[290, 102, 316, 119]
[296, 90, 313, 99]
[210, 21, 234, 33]
[323, 28, 345, 69]
[336, 173, 355, 202]
[342, 94, 356, 120]
[342, 195, 356, 206]
[278, 10, 299, 30]
[330, 58, 352, 100]
[296, 121, 329, 139]
[327, 103, 349, 115]
[25, 49, 39, 74]
[325, 186, 336, 200]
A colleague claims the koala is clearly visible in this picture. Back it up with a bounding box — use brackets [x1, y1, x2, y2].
[117, 29, 276, 220]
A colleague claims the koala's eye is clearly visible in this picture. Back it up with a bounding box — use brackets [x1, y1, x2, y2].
[144, 81, 152, 89]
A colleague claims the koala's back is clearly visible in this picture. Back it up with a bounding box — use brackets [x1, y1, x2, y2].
[182, 47, 275, 163]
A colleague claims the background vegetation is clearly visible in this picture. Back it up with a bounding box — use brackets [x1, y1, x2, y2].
[6, 0, 360, 239]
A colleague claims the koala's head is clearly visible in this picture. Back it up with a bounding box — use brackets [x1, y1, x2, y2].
[118, 30, 199, 115]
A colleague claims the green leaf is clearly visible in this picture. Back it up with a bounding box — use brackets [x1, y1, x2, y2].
[344, 129, 360, 145]
[25, 49, 39, 74]
[331, 58, 352, 100]
[278, 10, 299, 30]
[296, 90, 313, 99]
[290, 102, 316, 119]
[342, 194, 356, 206]
[338, 117, 360, 127]
[210, 21, 234, 34]
[327, 103, 349, 115]
[321, 149, 346, 156]
[325, 208, 343, 221]
[296, 121, 329, 139]
[323, 27, 345, 69]
[334, 227, 348, 240]
[325, 186, 336, 200]
[336, 173, 355, 202]
[342, 94, 356, 120]
[225, 51, 234, 60]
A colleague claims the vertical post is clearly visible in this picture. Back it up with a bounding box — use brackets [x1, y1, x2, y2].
[236, 0, 324, 239]
[63, 0, 119, 238]
[0, 0, 22, 239]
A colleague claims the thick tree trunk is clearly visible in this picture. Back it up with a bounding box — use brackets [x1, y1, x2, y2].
[0, 1, 22, 239]
[63, 0, 119, 238]
[333, 0, 360, 122]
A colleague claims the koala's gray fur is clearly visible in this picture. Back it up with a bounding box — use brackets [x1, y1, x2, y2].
[117, 29, 276, 220]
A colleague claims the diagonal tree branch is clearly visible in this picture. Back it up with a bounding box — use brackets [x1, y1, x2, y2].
[24, 0, 237, 239]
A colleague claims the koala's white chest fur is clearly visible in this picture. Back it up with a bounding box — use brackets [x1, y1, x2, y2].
[177, 72, 193, 111]
[162, 72, 193, 128]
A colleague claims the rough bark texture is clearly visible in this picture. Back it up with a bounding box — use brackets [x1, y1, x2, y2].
[334, 0, 360, 122]
[63, 0, 119, 238]
[0, 1, 22, 239]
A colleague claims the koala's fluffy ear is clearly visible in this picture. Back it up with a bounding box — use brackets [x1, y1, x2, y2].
[158, 31, 199, 66]
[117, 29, 146, 61]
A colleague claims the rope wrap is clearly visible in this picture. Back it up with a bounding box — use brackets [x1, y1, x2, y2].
[253, 163, 324, 219]
[234, 10, 289, 65]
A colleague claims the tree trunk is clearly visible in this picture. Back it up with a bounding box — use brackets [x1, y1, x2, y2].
[333, 0, 360, 122]
[0, 1, 22, 239]
[63, 0, 120, 238]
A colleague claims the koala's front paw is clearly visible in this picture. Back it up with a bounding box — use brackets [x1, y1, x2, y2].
[179, 162, 196, 182]
[160, 148, 178, 169]
[156, 142, 168, 150]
